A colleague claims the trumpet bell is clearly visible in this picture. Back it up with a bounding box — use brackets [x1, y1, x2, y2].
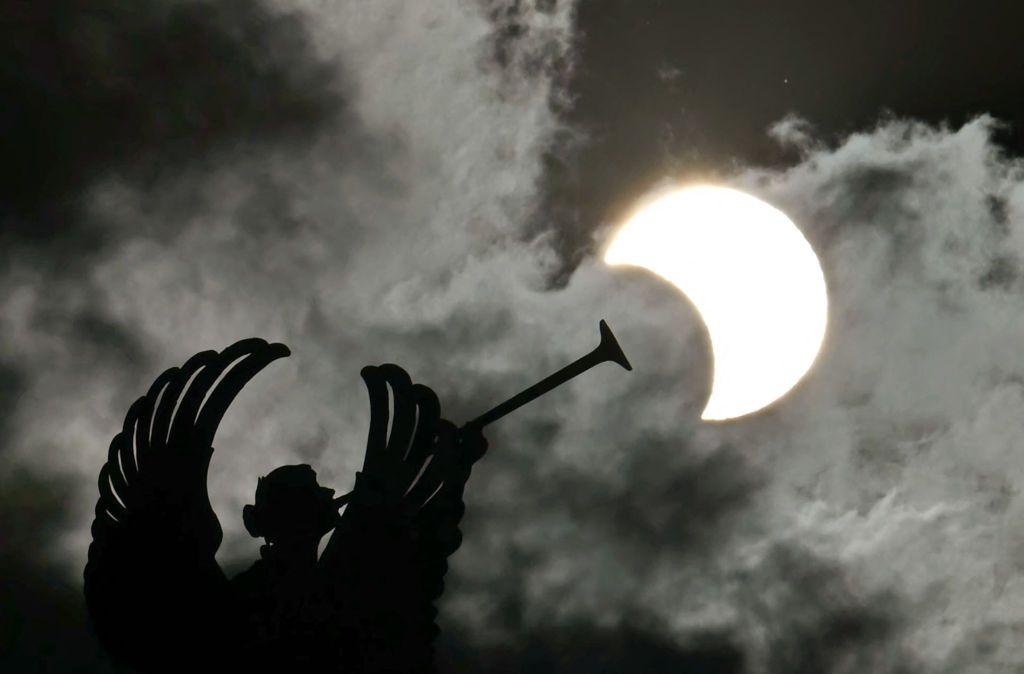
[598, 319, 632, 372]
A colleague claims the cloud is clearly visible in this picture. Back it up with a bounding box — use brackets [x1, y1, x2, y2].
[437, 622, 744, 674]
[7, 2, 1024, 673]
[719, 116, 1024, 672]
[433, 115, 1024, 672]
[0, 0, 348, 484]
[0, 0, 342, 239]
[0, 466, 119, 671]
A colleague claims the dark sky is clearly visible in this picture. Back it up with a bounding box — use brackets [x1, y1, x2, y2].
[4, 1, 1024, 672]
[543, 0, 1024, 265]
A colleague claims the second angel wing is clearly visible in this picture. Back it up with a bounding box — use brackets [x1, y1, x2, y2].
[320, 363, 487, 673]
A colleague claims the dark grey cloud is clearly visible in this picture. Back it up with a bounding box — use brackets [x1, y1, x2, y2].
[735, 544, 920, 674]
[516, 439, 759, 557]
[0, 0, 349, 479]
[0, 468, 117, 671]
[0, 362, 25, 456]
[1, 0, 343, 247]
[438, 623, 744, 673]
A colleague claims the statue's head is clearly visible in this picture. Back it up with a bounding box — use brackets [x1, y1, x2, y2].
[243, 464, 337, 545]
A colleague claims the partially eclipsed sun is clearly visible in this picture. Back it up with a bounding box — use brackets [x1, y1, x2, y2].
[605, 185, 828, 421]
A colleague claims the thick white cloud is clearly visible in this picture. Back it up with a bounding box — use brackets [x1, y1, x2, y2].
[386, 115, 1024, 673]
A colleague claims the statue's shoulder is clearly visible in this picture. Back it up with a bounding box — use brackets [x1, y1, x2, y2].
[231, 558, 271, 596]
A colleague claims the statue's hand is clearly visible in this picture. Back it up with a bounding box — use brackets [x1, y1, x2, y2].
[457, 426, 488, 465]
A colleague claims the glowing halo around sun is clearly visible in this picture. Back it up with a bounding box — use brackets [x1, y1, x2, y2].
[604, 185, 828, 421]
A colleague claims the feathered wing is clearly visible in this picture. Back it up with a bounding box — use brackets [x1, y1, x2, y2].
[320, 364, 486, 674]
[84, 338, 290, 673]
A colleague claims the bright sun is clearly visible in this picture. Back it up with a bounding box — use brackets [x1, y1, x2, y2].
[604, 185, 828, 421]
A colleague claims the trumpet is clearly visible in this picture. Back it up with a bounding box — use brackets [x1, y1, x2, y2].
[333, 320, 631, 506]
[463, 319, 632, 430]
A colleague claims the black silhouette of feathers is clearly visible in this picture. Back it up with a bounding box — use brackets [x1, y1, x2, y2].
[84, 338, 290, 672]
[318, 363, 481, 672]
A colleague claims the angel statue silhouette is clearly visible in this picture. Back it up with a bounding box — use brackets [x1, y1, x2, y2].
[85, 326, 630, 673]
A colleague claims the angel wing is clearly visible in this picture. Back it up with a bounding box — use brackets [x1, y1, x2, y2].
[319, 364, 487, 674]
[84, 338, 290, 673]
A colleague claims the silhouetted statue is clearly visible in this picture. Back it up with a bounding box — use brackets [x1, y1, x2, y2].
[84, 339, 487, 673]
[85, 323, 631, 672]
